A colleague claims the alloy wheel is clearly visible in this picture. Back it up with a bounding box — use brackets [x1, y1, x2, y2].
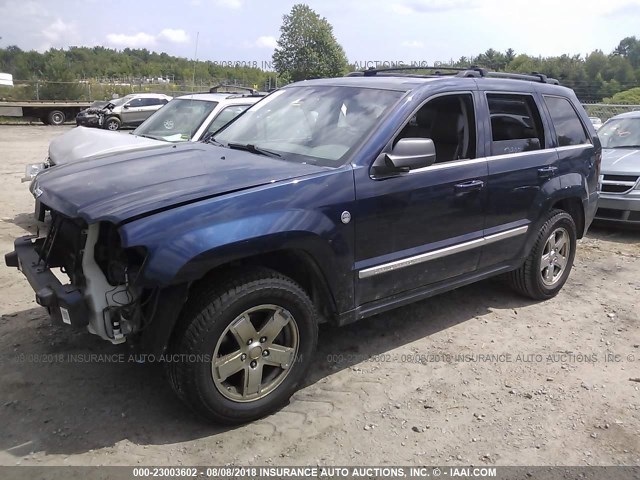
[540, 227, 570, 286]
[211, 304, 299, 402]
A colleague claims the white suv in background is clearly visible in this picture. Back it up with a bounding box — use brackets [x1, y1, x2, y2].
[132, 89, 263, 144]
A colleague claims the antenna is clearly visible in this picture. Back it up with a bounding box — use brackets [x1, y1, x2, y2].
[192, 32, 200, 91]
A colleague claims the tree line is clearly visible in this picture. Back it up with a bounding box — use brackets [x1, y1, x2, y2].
[0, 46, 276, 100]
[1, 3, 639, 103]
[272, 5, 640, 103]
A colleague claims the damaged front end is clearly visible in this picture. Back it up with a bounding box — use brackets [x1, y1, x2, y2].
[5, 212, 152, 345]
[76, 103, 113, 128]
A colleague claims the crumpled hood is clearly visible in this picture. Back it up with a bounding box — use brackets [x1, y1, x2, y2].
[48, 127, 163, 166]
[601, 148, 640, 175]
[33, 143, 328, 224]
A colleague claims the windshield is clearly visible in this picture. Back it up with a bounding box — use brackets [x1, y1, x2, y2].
[598, 118, 640, 148]
[213, 85, 405, 167]
[133, 98, 218, 142]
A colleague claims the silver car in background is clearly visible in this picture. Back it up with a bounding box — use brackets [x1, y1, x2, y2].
[101, 93, 173, 131]
[595, 111, 640, 225]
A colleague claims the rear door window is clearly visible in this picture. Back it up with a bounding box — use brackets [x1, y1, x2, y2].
[487, 93, 545, 156]
[543, 96, 589, 147]
[141, 98, 164, 107]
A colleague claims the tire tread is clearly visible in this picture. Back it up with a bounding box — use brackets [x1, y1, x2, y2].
[507, 209, 576, 300]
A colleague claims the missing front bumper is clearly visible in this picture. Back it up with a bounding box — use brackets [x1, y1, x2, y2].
[5, 236, 90, 327]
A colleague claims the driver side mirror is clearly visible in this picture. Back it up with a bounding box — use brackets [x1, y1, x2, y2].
[373, 138, 436, 177]
[123, 104, 130, 109]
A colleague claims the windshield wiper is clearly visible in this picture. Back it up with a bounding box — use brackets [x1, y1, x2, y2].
[202, 132, 223, 146]
[135, 133, 165, 141]
[227, 142, 282, 158]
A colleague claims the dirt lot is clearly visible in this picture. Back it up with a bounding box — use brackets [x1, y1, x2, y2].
[0, 125, 639, 467]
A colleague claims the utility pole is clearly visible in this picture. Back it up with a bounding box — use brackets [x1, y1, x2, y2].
[192, 32, 200, 87]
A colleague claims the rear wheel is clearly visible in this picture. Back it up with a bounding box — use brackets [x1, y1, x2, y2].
[105, 116, 121, 131]
[47, 110, 65, 126]
[507, 209, 577, 299]
[167, 268, 318, 424]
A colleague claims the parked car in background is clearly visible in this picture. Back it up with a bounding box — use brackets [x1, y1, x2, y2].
[589, 116, 603, 130]
[23, 89, 265, 195]
[7, 67, 600, 424]
[76, 93, 172, 131]
[594, 111, 640, 225]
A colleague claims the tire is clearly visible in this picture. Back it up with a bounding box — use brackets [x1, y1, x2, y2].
[507, 209, 577, 300]
[47, 110, 65, 126]
[167, 268, 318, 424]
[105, 116, 121, 131]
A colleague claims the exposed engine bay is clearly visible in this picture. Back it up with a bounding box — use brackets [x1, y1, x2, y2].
[82, 102, 115, 127]
[36, 213, 151, 344]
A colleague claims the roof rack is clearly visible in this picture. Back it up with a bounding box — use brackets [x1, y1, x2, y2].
[349, 66, 560, 85]
[224, 92, 266, 99]
[209, 84, 259, 95]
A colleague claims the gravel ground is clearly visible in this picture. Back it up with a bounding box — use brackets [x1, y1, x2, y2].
[0, 125, 639, 467]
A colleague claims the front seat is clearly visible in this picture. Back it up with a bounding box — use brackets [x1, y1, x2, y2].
[430, 111, 464, 162]
[402, 107, 435, 139]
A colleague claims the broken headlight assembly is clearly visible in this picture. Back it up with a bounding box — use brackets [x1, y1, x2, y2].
[22, 156, 51, 183]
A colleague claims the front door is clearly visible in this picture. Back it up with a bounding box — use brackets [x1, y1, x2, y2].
[354, 92, 488, 305]
[121, 97, 145, 125]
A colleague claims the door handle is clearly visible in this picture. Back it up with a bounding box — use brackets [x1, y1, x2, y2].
[454, 179, 484, 193]
[537, 166, 558, 178]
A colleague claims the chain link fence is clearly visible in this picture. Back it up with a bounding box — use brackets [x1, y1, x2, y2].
[581, 103, 640, 122]
[2, 81, 640, 125]
[0, 79, 271, 102]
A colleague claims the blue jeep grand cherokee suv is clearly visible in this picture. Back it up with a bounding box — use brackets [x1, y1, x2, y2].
[5, 67, 600, 424]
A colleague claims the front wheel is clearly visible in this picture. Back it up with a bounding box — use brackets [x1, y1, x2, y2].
[105, 116, 121, 131]
[507, 209, 577, 300]
[167, 268, 318, 424]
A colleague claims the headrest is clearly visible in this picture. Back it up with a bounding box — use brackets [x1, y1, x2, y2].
[430, 111, 463, 144]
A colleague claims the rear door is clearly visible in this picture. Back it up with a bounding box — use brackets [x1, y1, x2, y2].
[136, 97, 167, 125]
[479, 91, 559, 268]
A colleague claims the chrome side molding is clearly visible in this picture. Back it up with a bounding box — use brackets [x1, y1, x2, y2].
[358, 225, 528, 279]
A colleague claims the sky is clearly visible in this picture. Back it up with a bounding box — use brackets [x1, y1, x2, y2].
[0, 0, 639, 68]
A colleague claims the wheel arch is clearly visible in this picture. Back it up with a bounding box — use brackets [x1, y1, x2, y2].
[144, 249, 336, 357]
[551, 196, 585, 239]
[523, 181, 586, 260]
[187, 248, 338, 322]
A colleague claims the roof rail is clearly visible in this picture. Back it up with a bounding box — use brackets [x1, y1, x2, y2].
[349, 66, 559, 84]
[224, 92, 266, 99]
[209, 84, 258, 94]
[358, 65, 484, 76]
